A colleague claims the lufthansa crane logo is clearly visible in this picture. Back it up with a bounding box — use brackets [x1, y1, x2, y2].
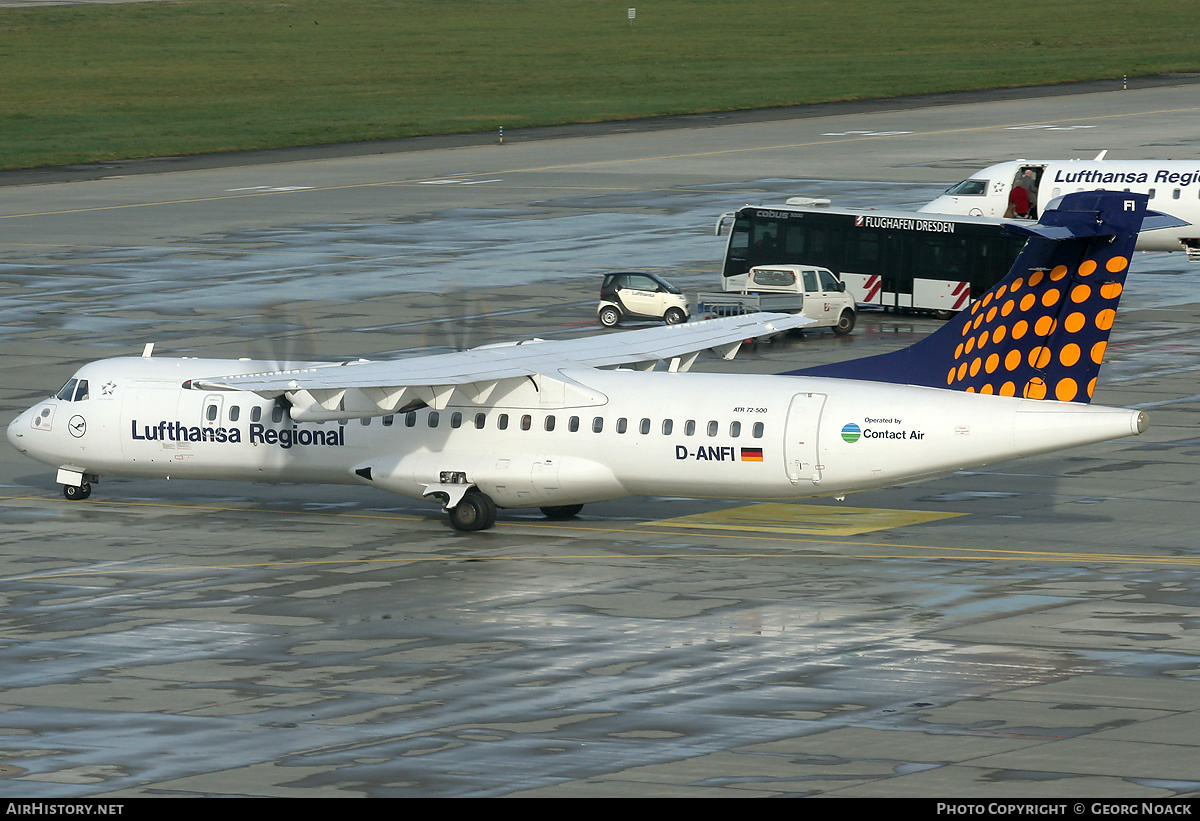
[68, 415, 87, 438]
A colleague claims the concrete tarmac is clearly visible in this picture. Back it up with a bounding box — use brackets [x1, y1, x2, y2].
[1, 83, 1199, 797]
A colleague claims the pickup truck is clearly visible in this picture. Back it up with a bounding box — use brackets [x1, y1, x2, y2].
[696, 265, 857, 335]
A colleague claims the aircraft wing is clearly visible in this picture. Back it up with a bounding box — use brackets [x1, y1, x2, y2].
[192, 312, 812, 419]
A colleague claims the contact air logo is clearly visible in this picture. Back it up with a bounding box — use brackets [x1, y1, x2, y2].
[841, 423, 861, 443]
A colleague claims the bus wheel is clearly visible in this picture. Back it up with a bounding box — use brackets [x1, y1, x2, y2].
[833, 310, 856, 336]
[540, 504, 583, 519]
[599, 306, 621, 327]
[448, 490, 497, 532]
[63, 482, 91, 501]
[932, 310, 955, 320]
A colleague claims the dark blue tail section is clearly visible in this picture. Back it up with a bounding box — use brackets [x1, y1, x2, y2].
[788, 191, 1164, 404]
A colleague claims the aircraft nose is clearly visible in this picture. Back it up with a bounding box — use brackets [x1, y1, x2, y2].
[920, 196, 950, 213]
[7, 411, 26, 452]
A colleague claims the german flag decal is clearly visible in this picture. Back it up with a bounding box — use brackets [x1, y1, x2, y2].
[740, 447, 764, 462]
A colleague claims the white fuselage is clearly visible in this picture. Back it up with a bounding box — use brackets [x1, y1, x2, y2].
[7, 355, 1147, 509]
[921, 159, 1200, 252]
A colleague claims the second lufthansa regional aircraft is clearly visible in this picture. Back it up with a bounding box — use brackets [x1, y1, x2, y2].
[921, 155, 1200, 258]
[7, 192, 1176, 531]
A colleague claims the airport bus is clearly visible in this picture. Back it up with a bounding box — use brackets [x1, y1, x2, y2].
[716, 202, 1029, 316]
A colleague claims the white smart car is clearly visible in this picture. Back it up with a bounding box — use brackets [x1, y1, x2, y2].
[597, 272, 690, 327]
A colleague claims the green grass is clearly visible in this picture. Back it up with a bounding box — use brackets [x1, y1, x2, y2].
[1, 0, 1197, 169]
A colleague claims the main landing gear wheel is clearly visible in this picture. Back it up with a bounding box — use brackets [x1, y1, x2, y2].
[63, 482, 91, 501]
[448, 490, 497, 532]
[540, 504, 583, 519]
[598, 306, 621, 328]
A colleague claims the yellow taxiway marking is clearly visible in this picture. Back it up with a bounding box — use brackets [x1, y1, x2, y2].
[644, 502, 964, 536]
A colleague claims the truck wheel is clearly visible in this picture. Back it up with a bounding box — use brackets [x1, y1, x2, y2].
[833, 310, 856, 336]
[448, 490, 497, 532]
[599, 306, 621, 327]
[663, 308, 687, 325]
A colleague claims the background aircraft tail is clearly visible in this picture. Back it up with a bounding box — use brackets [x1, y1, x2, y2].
[788, 190, 1174, 404]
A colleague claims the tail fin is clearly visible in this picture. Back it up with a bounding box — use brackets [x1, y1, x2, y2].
[789, 191, 1171, 404]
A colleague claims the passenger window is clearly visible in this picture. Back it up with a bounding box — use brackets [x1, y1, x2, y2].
[753, 422, 764, 438]
[405, 412, 416, 427]
[592, 417, 604, 433]
[569, 416, 580, 432]
[475, 413, 486, 430]
[803, 270, 818, 292]
[616, 418, 627, 434]
[428, 412, 440, 428]
[544, 416, 556, 432]
[228, 406, 240, 422]
[206, 404, 218, 422]
[640, 418, 650, 434]
[707, 421, 718, 437]
[1148, 188, 1156, 199]
[450, 412, 462, 429]
[662, 419, 673, 435]
[272, 407, 284, 423]
[521, 414, 532, 431]
[1174, 189, 1181, 200]
[498, 414, 509, 431]
[685, 420, 696, 436]
[360, 417, 371, 426]
[383, 415, 394, 426]
[730, 421, 741, 437]
[251, 406, 262, 422]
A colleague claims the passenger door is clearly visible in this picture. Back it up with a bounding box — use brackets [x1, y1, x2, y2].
[817, 269, 848, 316]
[784, 393, 826, 485]
[799, 269, 831, 323]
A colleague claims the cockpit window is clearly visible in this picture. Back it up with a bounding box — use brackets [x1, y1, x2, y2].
[55, 379, 88, 401]
[946, 179, 988, 196]
[55, 379, 78, 401]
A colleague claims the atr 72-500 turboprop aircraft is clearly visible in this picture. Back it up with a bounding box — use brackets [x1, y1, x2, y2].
[7, 192, 1176, 531]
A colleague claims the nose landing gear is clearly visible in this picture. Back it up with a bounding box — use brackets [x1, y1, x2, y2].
[63, 481, 92, 501]
[57, 468, 96, 501]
